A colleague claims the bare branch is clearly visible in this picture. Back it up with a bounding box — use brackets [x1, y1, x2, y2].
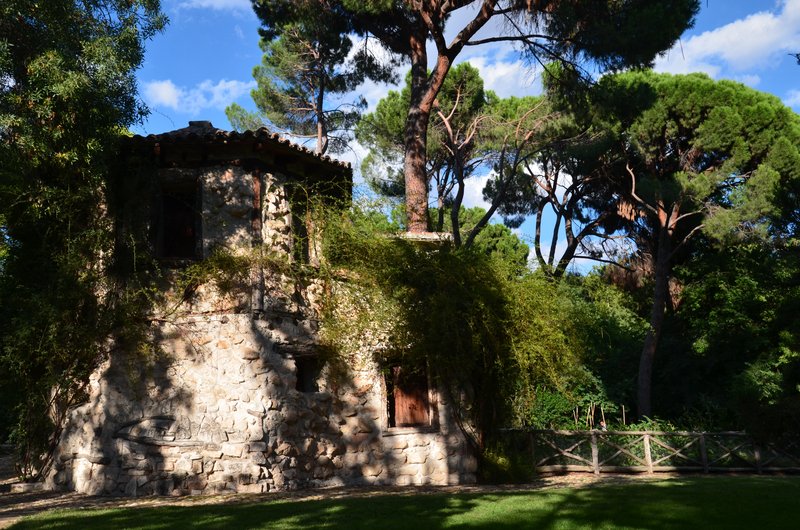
[671, 208, 703, 227]
[465, 32, 550, 46]
[626, 163, 659, 216]
[668, 223, 705, 261]
[572, 255, 635, 271]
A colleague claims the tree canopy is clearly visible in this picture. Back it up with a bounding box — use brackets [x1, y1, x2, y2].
[487, 101, 633, 277]
[586, 71, 800, 418]
[359, 64, 570, 250]
[311, 0, 700, 231]
[0, 0, 165, 476]
[357, 63, 497, 232]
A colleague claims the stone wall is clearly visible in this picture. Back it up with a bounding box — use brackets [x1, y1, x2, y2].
[47, 163, 476, 496]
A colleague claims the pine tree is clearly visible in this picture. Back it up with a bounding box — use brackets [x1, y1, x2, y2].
[237, 1, 398, 154]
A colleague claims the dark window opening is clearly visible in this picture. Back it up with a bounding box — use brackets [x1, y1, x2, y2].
[160, 187, 199, 259]
[386, 365, 430, 428]
[295, 356, 322, 393]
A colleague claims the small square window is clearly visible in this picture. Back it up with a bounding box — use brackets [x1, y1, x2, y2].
[295, 356, 322, 393]
[386, 365, 431, 428]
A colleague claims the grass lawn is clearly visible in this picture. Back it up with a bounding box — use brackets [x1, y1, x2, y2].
[10, 476, 800, 529]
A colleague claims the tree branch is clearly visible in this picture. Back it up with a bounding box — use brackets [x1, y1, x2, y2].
[668, 223, 705, 262]
[626, 163, 659, 216]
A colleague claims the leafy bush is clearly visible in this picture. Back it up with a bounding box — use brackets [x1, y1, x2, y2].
[319, 203, 650, 443]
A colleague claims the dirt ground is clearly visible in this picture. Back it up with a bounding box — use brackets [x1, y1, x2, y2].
[0, 453, 667, 529]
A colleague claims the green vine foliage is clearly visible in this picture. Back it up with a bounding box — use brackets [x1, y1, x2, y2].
[177, 250, 252, 302]
[318, 205, 645, 445]
[321, 211, 510, 447]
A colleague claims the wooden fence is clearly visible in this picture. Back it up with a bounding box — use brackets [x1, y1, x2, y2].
[501, 430, 800, 475]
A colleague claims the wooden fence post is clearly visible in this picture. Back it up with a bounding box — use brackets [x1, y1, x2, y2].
[699, 433, 709, 473]
[504, 429, 796, 477]
[591, 432, 600, 475]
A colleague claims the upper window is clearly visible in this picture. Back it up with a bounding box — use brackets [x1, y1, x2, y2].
[159, 185, 200, 260]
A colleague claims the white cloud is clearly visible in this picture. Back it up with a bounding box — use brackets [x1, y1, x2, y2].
[460, 55, 542, 99]
[234, 24, 246, 40]
[461, 173, 493, 211]
[143, 80, 182, 109]
[785, 89, 800, 108]
[143, 78, 256, 114]
[655, 0, 800, 75]
[358, 74, 405, 112]
[655, 51, 721, 77]
[177, 0, 250, 11]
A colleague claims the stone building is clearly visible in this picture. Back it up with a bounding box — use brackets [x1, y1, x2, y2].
[46, 122, 476, 496]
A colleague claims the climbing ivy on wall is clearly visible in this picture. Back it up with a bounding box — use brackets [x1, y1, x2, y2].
[317, 205, 624, 448]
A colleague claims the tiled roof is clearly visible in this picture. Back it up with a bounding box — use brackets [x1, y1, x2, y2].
[130, 121, 351, 170]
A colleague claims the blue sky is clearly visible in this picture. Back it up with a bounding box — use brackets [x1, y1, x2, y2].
[135, 0, 800, 269]
[136, 1, 800, 135]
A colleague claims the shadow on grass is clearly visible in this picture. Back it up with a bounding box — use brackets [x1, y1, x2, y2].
[10, 476, 800, 530]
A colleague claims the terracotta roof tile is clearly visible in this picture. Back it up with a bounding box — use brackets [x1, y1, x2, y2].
[130, 121, 351, 170]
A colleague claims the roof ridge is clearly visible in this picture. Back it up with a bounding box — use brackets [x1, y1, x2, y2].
[130, 122, 351, 169]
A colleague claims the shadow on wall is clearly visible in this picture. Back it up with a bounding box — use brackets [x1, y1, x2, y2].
[48, 322, 197, 495]
[47, 267, 473, 496]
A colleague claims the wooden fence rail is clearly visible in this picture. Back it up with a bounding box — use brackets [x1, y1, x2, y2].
[501, 430, 800, 475]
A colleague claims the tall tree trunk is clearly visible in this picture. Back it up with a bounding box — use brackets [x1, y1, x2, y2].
[400, 2, 496, 232]
[436, 188, 445, 233]
[316, 118, 328, 155]
[548, 211, 563, 267]
[451, 175, 465, 247]
[534, 207, 546, 271]
[403, 41, 456, 231]
[403, 30, 432, 233]
[315, 76, 328, 155]
[637, 224, 672, 419]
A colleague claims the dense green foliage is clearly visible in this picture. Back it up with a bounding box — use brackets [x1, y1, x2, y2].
[0, 1, 165, 477]
[14, 477, 800, 529]
[558, 71, 800, 418]
[320, 205, 646, 443]
[651, 242, 800, 438]
[428, 206, 530, 273]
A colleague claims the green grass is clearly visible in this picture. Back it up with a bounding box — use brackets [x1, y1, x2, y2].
[11, 476, 800, 529]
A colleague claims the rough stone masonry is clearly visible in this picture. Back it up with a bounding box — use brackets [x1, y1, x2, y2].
[46, 123, 477, 496]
